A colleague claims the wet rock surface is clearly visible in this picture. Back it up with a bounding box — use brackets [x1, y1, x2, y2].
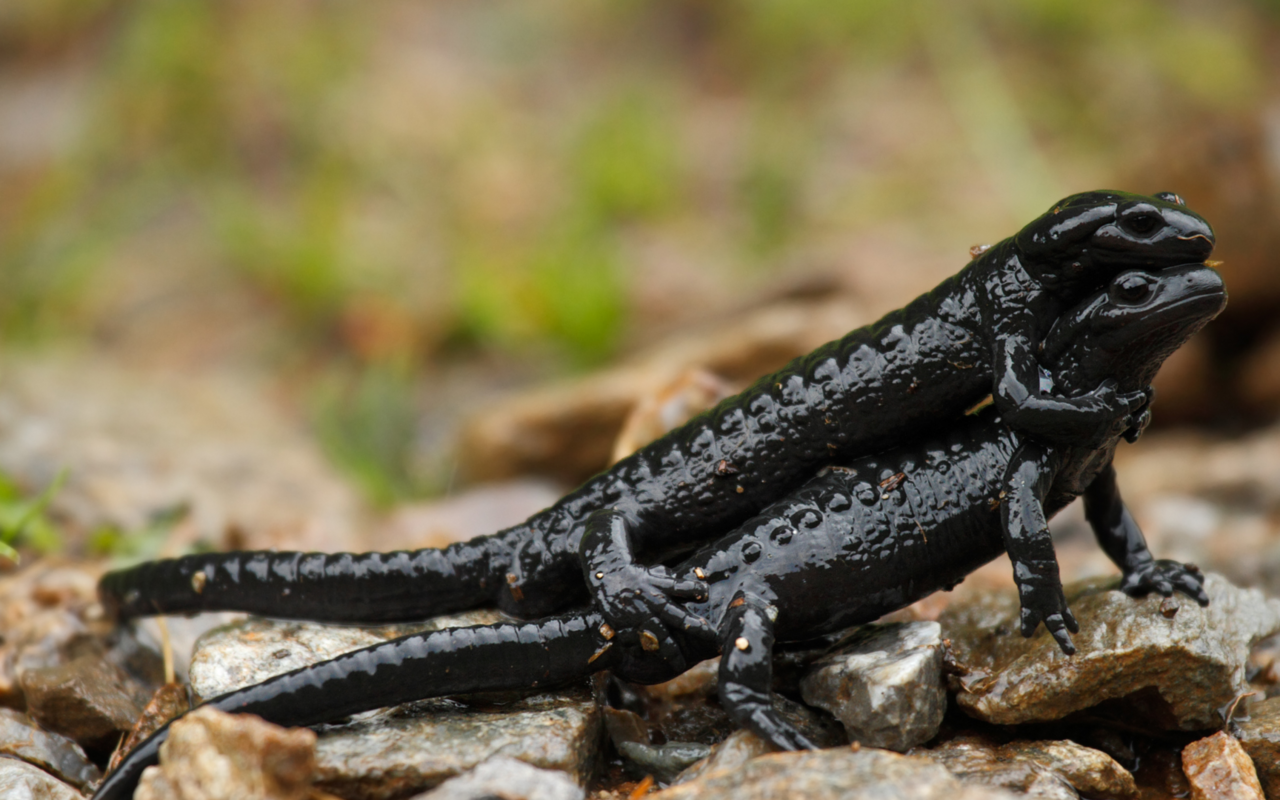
[0, 754, 86, 799]
[941, 573, 1280, 729]
[1181, 731, 1264, 800]
[0, 707, 100, 792]
[799, 621, 946, 751]
[920, 735, 1136, 800]
[672, 730, 772, 785]
[134, 706, 318, 800]
[22, 652, 150, 751]
[650, 746, 1020, 800]
[1233, 696, 1280, 798]
[312, 690, 599, 799]
[409, 755, 585, 800]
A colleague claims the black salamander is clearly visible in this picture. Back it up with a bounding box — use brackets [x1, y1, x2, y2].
[93, 263, 1226, 799]
[98, 191, 1215, 664]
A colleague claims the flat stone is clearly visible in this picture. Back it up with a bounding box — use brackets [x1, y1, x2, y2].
[0, 708, 100, 792]
[1182, 731, 1264, 800]
[134, 706, 317, 800]
[0, 755, 85, 799]
[409, 755, 584, 800]
[188, 610, 511, 701]
[941, 574, 1280, 730]
[21, 653, 146, 750]
[312, 689, 599, 800]
[1233, 696, 1280, 798]
[651, 746, 1020, 800]
[799, 622, 946, 751]
[921, 735, 1136, 800]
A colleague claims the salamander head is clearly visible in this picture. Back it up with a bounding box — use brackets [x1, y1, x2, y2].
[1013, 190, 1215, 295]
[1042, 263, 1226, 397]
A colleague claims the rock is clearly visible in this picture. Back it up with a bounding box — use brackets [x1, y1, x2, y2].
[1182, 731, 1264, 800]
[0, 755, 85, 799]
[312, 689, 599, 799]
[673, 730, 772, 785]
[134, 706, 317, 800]
[799, 622, 946, 752]
[0, 561, 102, 708]
[941, 573, 1280, 730]
[408, 755, 584, 800]
[650, 746, 1019, 800]
[1233, 696, 1280, 798]
[615, 741, 711, 783]
[455, 297, 866, 486]
[21, 653, 147, 750]
[0, 708, 100, 792]
[189, 610, 511, 701]
[921, 735, 1136, 800]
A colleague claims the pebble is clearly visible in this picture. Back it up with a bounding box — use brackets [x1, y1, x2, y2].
[21, 652, 148, 750]
[920, 735, 1136, 800]
[1181, 731, 1264, 800]
[0, 755, 85, 799]
[408, 755, 585, 800]
[799, 621, 946, 751]
[672, 730, 772, 785]
[1231, 696, 1280, 798]
[133, 706, 317, 800]
[941, 573, 1280, 729]
[311, 690, 599, 799]
[0, 708, 100, 792]
[650, 746, 1019, 800]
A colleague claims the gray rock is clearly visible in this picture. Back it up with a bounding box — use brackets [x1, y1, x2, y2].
[1233, 696, 1280, 798]
[133, 705, 317, 800]
[0, 755, 85, 799]
[410, 755, 584, 800]
[312, 689, 599, 800]
[673, 730, 772, 785]
[940, 573, 1280, 730]
[188, 610, 512, 701]
[650, 746, 1020, 800]
[799, 622, 946, 751]
[0, 708, 100, 792]
[920, 735, 1137, 800]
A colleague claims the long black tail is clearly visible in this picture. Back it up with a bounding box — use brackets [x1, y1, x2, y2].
[98, 537, 512, 623]
[92, 612, 608, 800]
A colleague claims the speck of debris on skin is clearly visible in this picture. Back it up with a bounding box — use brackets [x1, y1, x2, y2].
[191, 571, 208, 594]
[736, 486, 744, 494]
[716, 460, 739, 477]
[588, 642, 612, 664]
[694, 568, 706, 580]
[595, 572, 605, 580]
[599, 623, 615, 640]
[1161, 597, 1180, 618]
[506, 573, 524, 603]
[640, 631, 661, 652]
[735, 637, 750, 652]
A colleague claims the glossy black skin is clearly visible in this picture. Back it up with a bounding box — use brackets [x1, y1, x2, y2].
[98, 191, 1215, 665]
[93, 265, 1225, 800]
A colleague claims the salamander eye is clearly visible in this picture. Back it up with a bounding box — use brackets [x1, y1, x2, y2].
[1121, 213, 1160, 236]
[1109, 272, 1156, 305]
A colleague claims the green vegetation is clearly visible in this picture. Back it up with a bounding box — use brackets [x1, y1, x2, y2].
[0, 0, 1269, 505]
[0, 471, 66, 564]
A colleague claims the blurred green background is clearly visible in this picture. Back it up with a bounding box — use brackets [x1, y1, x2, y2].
[2, 0, 1278, 507]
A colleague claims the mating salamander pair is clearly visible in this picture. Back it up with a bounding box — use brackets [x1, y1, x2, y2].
[94, 191, 1220, 799]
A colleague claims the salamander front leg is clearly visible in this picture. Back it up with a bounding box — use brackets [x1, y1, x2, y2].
[1001, 441, 1078, 655]
[1084, 462, 1209, 606]
[580, 509, 715, 672]
[717, 595, 818, 751]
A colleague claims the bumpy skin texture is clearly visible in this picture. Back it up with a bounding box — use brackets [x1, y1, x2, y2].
[98, 191, 1215, 659]
[93, 265, 1226, 800]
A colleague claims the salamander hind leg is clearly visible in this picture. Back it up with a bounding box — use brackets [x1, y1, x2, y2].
[717, 594, 818, 751]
